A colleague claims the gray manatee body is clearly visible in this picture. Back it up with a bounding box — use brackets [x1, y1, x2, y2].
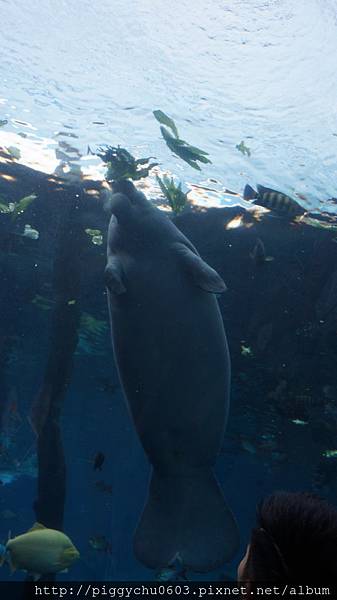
[104, 180, 239, 572]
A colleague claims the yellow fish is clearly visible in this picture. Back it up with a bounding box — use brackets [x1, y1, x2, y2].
[0, 522, 79, 580]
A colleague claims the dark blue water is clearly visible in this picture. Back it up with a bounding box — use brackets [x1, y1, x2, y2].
[1, 0, 337, 585]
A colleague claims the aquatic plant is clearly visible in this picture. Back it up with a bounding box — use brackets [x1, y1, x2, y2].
[96, 145, 158, 182]
[236, 140, 251, 157]
[85, 228, 103, 246]
[0, 200, 11, 213]
[156, 175, 189, 215]
[0, 194, 37, 220]
[153, 110, 212, 170]
[153, 110, 179, 138]
[11, 194, 36, 219]
[6, 146, 21, 160]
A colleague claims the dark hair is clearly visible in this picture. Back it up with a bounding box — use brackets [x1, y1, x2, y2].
[243, 491, 337, 583]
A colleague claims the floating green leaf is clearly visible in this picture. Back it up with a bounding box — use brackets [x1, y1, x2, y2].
[154, 110, 212, 170]
[236, 141, 251, 157]
[96, 145, 158, 182]
[22, 224, 39, 240]
[85, 228, 102, 237]
[153, 110, 179, 138]
[159, 126, 211, 171]
[323, 449, 337, 459]
[85, 228, 103, 246]
[0, 202, 11, 214]
[11, 194, 37, 220]
[7, 146, 21, 160]
[156, 175, 188, 215]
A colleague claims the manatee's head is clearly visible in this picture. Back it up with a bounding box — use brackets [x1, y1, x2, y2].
[108, 180, 149, 220]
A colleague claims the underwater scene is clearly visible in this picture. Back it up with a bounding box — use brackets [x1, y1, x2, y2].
[1, 0, 337, 588]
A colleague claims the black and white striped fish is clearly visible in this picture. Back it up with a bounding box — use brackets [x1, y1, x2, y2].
[244, 184, 305, 218]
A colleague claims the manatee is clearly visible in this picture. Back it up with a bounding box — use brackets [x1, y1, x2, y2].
[104, 180, 239, 572]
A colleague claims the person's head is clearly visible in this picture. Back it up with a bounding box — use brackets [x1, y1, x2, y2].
[238, 491, 337, 583]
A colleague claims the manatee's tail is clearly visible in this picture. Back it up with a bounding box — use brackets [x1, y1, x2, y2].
[133, 468, 240, 572]
[243, 184, 258, 201]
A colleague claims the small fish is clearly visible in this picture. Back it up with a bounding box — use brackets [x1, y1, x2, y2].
[93, 452, 105, 471]
[155, 554, 187, 581]
[249, 238, 274, 265]
[291, 419, 308, 426]
[240, 437, 256, 454]
[244, 184, 305, 218]
[240, 344, 253, 357]
[0, 119, 8, 127]
[95, 480, 112, 494]
[89, 535, 112, 554]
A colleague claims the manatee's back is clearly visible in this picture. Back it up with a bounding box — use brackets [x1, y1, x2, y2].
[107, 237, 238, 571]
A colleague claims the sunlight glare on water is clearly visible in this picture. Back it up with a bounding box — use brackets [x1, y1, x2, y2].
[1, 0, 337, 206]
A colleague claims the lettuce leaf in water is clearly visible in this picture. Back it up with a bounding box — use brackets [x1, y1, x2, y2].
[0, 194, 37, 219]
[96, 146, 158, 181]
[156, 175, 188, 215]
[0, 202, 11, 213]
[6, 146, 21, 160]
[153, 110, 179, 139]
[153, 110, 211, 171]
[11, 194, 37, 219]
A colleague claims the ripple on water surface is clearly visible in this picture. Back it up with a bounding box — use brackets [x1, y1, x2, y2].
[0, 0, 337, 207]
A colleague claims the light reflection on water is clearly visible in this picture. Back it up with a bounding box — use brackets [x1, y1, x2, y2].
[0, 0, 337, 207]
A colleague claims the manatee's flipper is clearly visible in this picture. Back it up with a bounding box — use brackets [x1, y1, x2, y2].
[133, 468, 239, 572]
[174, 243, 227, 294]
[243, 184, 258, 201]
[104, 259, 126, 295]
